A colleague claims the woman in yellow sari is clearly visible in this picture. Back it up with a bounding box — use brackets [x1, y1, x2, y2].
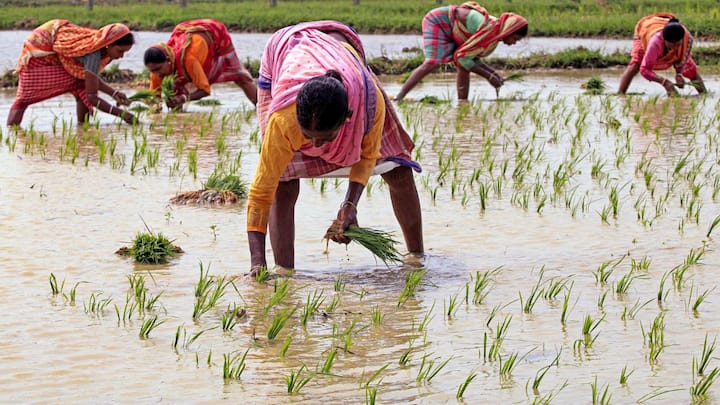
[7, 19, 136, 127]
[395, 2, 528, 101]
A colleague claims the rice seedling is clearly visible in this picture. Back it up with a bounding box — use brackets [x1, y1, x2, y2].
[161, 74, 176, 103]
[520, 269, 545, 314]
[115, 294, 138, 325]
[49, 273, 65, 296]
[528, 349, 562, 395]
[416, 353, 453, 383]
[485, 314, 512, 362]
[399, 346, 414, 367]
[280, 335, 292, 358]
[64, 282, 81, 305]
[398, 268, 427, 307]
[84, 292, 112, 317]
[325, 295, 340, 314]
[128, 89, 158, 103]
[621, 298, 653, 321]
[560, 283, 574, 325]
[139, 315, 165, 339]
[619, 364, 635, 386]
[672, 264, 691, 291]
[370, 305, 384, 326]
[457, 372, 477, 399]
[657, 269, 672, 302]
[590, 376, 612, 405]
[418, 301, 435, 333]
[593, 255, 626, 284]
[285, 365, 313, 394]
[693, 334, 717, 377]
[221, 304, 245, 331]
[300, 289, 325, 327]
[543, 276, 572, 300]
[320, 347, 338, 374]
[471, 266, 502, 305]
[222, 349, 249, 380]
[267, 307, 297, 340]
[636, 387, 684, 404]
[640, 312, 666, 365]
[707, 214, 720, 237]
[615, 268, 646, 295]
[690, 367, 720, 403]
[337, 226, 403, 266]
[365, 386, 377, 405]
[597, 290, 609, 310]
[172, 324, 210, 352]
[684, 246, 705, 266]
[444, 293, 460, 320]
[333, 274, 346, 292]
[264, 277, 291, 315]
[581, 77, 605, 95]
[253, 265, 270, 283]
[688, 284, 715, 313]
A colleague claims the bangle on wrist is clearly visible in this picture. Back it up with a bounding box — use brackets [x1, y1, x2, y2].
[661, 78, 668, 87]
[182, 94, 188, 103]
[341, 200, 357, 210]
[111, 90, 119, 98]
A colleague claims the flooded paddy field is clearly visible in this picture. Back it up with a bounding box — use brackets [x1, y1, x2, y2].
[2, 71, 720, 404]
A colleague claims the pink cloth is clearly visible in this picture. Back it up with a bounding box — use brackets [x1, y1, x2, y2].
[636, 31, 698, 81]
[258, 21, 373, 167]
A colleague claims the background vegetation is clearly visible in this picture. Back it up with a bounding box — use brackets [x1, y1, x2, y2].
[1, 0, 720, 39]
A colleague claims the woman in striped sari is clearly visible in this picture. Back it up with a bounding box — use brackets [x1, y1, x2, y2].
[7, 19, 136, 127]
[395, 2, 527, 101]
[618, 13, 706, 96]
[247, 21, 424, 275]
[143, 19, 257, 108]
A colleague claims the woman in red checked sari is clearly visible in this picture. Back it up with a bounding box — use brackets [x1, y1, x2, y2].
[395, 2, 528, 101]
[247, 21, 424, 275]
[7, 19, 136, 127]
[143, 19, 257, 108]
[618, 13, 706, 96]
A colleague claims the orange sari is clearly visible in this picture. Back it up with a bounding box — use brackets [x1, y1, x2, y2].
[17, 19, 130, 79]
[633, 13, 691, 70]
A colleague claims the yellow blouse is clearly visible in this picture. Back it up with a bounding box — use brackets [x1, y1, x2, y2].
[247, 90, 384, 234]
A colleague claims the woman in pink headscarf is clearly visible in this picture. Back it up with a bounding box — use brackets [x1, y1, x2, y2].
[247, 21, 424, 275]
[7, 19, 136, 127]
[395, 2, 528, 101]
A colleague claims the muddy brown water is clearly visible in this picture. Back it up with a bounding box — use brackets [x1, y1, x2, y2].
[2, 71, 720, 403]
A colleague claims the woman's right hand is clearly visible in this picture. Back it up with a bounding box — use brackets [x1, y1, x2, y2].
[662, 79, 678, 96]
[166, 94, 187, 109]
[121, 111, 137, 125]
[488, 73, 505, 88]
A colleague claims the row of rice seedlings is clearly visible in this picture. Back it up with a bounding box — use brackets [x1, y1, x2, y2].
[192, 262, 234, 320]
[84, 291, 112, 318]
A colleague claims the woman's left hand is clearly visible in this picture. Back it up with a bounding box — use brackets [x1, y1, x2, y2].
[166, 94, 187, 109]
[326, 202, 358, 244]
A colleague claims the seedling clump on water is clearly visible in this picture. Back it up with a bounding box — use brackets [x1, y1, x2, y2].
[116, 230, 184, 264]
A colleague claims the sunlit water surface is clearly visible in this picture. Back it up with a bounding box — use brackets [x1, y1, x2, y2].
[2, 71, 720, 404]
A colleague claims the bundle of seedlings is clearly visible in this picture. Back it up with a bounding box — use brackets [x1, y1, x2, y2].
[161, 74, 176, 101]
[170, 172, 248, 205]
[326, 221, 403, 266]
[116, 230, 184, 264]
[581, 76, 605, 95]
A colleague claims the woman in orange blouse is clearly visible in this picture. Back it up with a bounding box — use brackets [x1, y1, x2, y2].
[248, 21, 424, 274]
[143, 19, 257, 108]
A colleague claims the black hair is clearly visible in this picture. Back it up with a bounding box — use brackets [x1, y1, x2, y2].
[514, 24, 528, 38]
[663, 22, 685, 43]
[144, 47, 168, 65]
[110, 32, 135, 47]
[296, 70, 349, 131]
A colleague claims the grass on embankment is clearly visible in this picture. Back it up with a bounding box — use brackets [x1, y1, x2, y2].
[2, 0, 720, 39]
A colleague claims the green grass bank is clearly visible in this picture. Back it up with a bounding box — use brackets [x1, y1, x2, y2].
[3, 0, 720, 39]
